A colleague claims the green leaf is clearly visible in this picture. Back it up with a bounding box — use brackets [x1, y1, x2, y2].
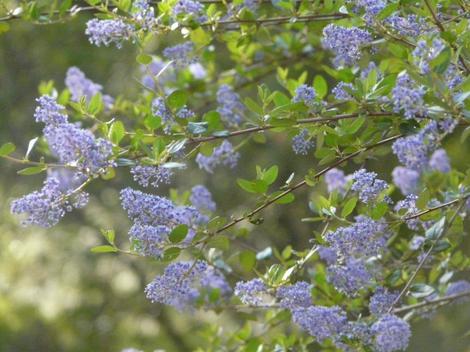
[136, 53, 153, 65]
[341, 197, 357, 217]
[109, 121, 125, 144]
[426, 217, 446, 240]
[207, 235, 230, 251]
[274, 192, 295, 204]
[88, 93, 103, 115]
[100, 229, 115, 245]
[90, 245, 117, 253]
[17, 165, 47, 175]
[263, 165, 278, 185]
[167, 90, 187, 110]
[313, 75, 328, 99]
[239, 250, 256, 271]
[0, 142, 16, 157]
[431, 47, 451, 74]
[237, 178, 257, 193]
[162, 247, 181, 261]
[187, 122, 208, 134]
[169, 224, 189, 243]
[410, 283, 435, 298]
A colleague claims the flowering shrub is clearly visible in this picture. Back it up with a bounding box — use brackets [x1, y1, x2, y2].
[1, 0, 470, 350]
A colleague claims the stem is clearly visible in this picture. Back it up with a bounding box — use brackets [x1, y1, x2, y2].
[393, 290, 470, 314]
[423, 0, 470, 74]
[387, 200, 466, 313]
[187, 112, 394, 144]
[214, 133, 402, 235]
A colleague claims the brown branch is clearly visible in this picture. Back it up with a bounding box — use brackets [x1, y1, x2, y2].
[393, 290, 470, 314]
[387, 199, 466, 313]
[187, 112, 394, 144]
[214, 133, 402, 234]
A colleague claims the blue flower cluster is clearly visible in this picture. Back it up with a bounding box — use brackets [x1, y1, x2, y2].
[369, 288, 398, 316]
[130, 165, 174, 188]
[391, 73, 426, 119]
[412, 38, 445, 74]
[216, 84, 245, 126]
[35, 96, 114, 174]
[190, 185, 216, 212]
[371, 315, 411, 352]
[85, 19, 134, 48]
[291, 129, 314, 155]
[11, 169, 89, 228]
[196, 140, 240, 173]
[324, 168, 348, 194]
[292, 84, 316, 107]
[145, 260, 231, 310]
[332, 82, 354, 101]
[163, 42, 196, 67]
[120, 187, 202, 255]
[351, 169, 388, 204]
[234, 278, 268, 306]
[172, 0, 206, 23]
[65, 67, 114, 107]
[276, 281, 312, 309]
[132, 0, 155, 29]
[385, 13, 427, 38]
[322, 24, 372, 66]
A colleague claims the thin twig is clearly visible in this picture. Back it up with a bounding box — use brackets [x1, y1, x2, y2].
[393, 290, 470, 314]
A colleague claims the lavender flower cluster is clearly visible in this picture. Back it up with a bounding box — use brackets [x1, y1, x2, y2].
[216, 84, 245, 126]
[196, 140, 240, 173]
[85, 19, 134, 48]
[163, 42, 197, 67]
[11, 169, 89, 228]
[351, 169, 388, 204]
[120, 187, 202, 256]
[172, 0, 206, 23]
[130, 165, 174, 188]
[145, 260, 231, 310]
[291, 129, 314, 155]
[65, 67, 114, 107]
[322, 24, 372, 66]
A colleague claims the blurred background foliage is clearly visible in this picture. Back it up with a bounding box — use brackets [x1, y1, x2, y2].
[1, 1, 470, 351]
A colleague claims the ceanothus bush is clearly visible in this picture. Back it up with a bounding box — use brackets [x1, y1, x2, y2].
[1, 0, 470, 350]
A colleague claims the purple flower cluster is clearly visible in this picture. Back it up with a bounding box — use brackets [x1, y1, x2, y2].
[172, 0, 206, 23]
[392, 166, 419, 195]
[320, 216, 389, 296]
[412, 38, 445, 74]
[120, 187, 201, 253]
[140, 57, 175, 90]
[276, 281, 312, 309]
[349, 0, 386, 24]
[65, 67, 114, 107]
[34, 95, 68, 125]
[216, 84, 244, 126]
[324, 168, 348, 194]
[292, 306, 348, 342]
[85, 19, 134, 48]
[409, 235, 425, 250]
[195, 140, 240, 173]
[132, 0, 155, 29]
[163, 42, 196, 66]
[130, 165, 173, 188]
[351, 169, 388, 204]
[328, 259, 373, 296]
[11, 170, 89, 228]
[369, 288, 398, 316]
[325, 216, 388, 258]
[332, 82, 354, 101]
[145, 260, 231, 310]
[371, 314, 411, 352]
[446, 280, 470, 304]
[391, 73, 426, 119]
[234, 278, 268, 306]
[291, 129, 314, 155]
[190, 185, 216, 212]
[322, 24, 372, 66]
[391, 122, 439, 172]
[394, 194, 420, 230]
[292, 85, 316, 107]
[35, 96, 114, 174]
[429, 148, 450, 173]
[385, 13, 427, 38]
